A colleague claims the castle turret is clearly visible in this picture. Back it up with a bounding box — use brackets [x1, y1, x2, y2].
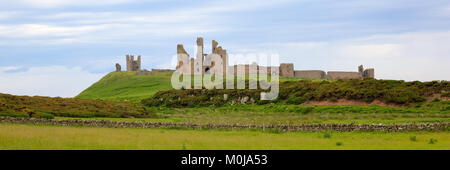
[125, 54, 141, 72]
[137, 55, 142, 71]
[358, 65, 364, 74]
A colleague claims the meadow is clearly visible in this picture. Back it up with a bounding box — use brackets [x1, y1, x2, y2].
[1, 71, 448, 150]
[0, 123, 448, 150]
[57, 105, 450, 125]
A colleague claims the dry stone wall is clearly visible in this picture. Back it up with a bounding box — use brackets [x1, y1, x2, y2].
[1, 117, 447, 132]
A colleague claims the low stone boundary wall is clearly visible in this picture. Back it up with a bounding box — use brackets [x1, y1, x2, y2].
[0, 117, 448, 132]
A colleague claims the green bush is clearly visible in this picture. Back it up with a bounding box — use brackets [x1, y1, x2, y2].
[286, 97, 305, 105]
[429, 138, 438, 144]
[323, 132, 331, 138]
[441, 92, 450, 98]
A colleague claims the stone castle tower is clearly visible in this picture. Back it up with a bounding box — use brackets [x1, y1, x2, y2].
[176, 37, 228, 75]
[126, 54, 141, 72]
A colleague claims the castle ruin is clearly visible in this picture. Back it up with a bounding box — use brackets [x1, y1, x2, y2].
[115, 54, 152, 75]
[115, 37, 375, 79]
[175, 37, 375, 79]
[126, 54, 141, 72]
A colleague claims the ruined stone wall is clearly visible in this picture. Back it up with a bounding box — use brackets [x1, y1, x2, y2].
[115, 63, 121, 72]
[279, 63, 294, 77]
[136, 69, 151, 75]
[233, 64, 249, 75]
[176, 44, 191, 74]
[151, 69, 174, 72]
[326, 71, 362, 79]
[1, 117, 447, 132]
[294, 70, 326, 79]
[364, 68, 375, 78]
[126, 55, 131, 71]
[257, 66, 273, 76]
[173, 38, 376, 79]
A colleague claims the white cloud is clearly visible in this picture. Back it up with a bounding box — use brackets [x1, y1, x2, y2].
[262, 31, 450, 81]
[0, 66, 104, 97]
[9, 0, 137, 8]
[0, 0, 296, 44]
[0, 24, 109, 38]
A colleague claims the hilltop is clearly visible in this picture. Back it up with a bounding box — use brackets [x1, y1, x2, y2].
[76, 71, 315, 102]
[76, 71, 174, 102]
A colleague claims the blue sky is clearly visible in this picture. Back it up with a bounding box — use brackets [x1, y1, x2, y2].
[1, 0, 450, 97]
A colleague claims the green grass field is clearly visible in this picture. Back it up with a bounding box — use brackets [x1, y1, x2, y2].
[0, 123, 448, 150]
[4, 72, 448, 150]
[56, 107, 450, 125]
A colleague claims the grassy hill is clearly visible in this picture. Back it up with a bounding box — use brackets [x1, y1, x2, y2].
[76, 71, 316, 102]
[77, 71, 174, 102]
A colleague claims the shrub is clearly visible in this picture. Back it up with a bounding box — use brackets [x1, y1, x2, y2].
[409, 136, 417, 142]
[441, 92, 450, 98]
[329, 97, 338, 102]
[429, 138, 437, 144]
[286, 97, 305, 105]
[336, 142, 343, 146]
[31, 112, 55, 119]
[323, 132, 331, 138]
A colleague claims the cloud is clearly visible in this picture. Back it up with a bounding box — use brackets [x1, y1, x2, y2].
[0, 24, 109, 38]
[0, 66, 104, 97]
[263, 31, 450, 81]
[8, 0, 137, 8]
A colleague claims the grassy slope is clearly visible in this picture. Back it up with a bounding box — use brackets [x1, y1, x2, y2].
[76, 71, 174, 102]
[0, 123, 448, 150]
[76, 71, 315, 102]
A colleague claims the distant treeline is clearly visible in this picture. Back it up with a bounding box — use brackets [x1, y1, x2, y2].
[0, 93, 155, 119]
[142, 78, 449, 107]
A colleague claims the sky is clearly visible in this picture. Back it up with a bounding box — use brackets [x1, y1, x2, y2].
[0, 0, 449, 97]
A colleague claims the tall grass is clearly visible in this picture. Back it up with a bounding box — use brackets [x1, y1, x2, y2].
[0, 123, 448, 150]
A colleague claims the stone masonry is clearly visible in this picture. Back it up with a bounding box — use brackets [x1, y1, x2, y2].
[126, 54, 141, 72]
[115, 63, 121, 72]
[117, 38, 375, 79]
[175, 37, 375, 79]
